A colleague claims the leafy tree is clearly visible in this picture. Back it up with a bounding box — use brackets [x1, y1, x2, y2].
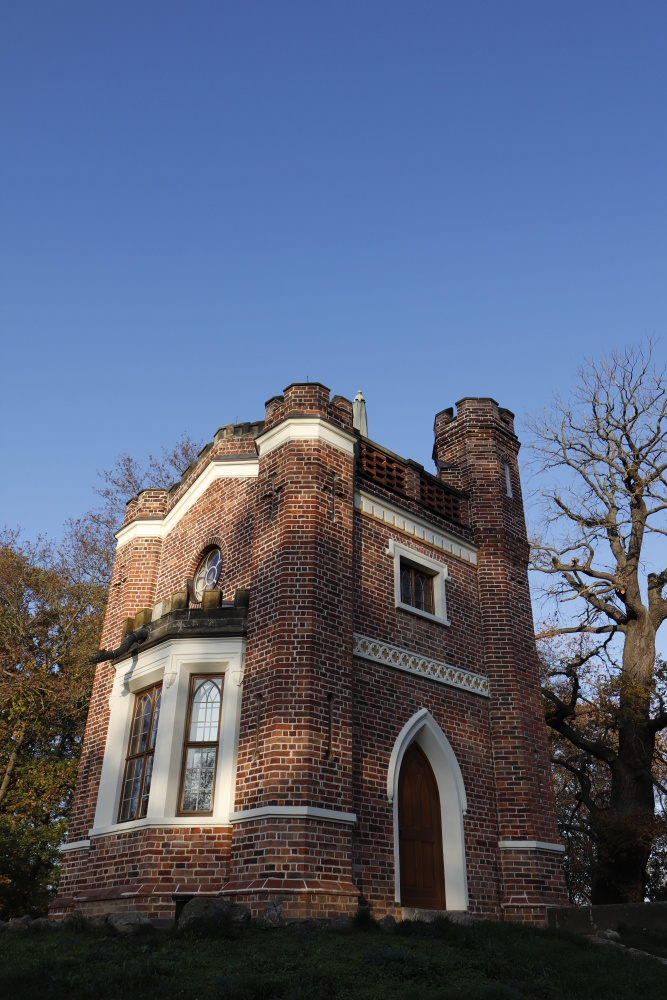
[0, 530, 104, 916]
[530, 341, 667, 903]
[0, 433, 202, 915]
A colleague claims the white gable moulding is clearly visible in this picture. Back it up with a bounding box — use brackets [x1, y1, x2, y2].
[115, 456, 259, 548]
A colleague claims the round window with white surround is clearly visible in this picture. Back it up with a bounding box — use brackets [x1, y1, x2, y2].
[193, 548, 223, 602]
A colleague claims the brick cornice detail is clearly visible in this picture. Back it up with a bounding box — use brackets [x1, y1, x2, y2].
[355, 490, 478, 566]
[353, 634, 489, 697]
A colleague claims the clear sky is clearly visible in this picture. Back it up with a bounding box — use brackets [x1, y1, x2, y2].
[2, 1, 667, 542]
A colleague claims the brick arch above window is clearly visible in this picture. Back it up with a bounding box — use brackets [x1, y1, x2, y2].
[186, 535, 229, 591]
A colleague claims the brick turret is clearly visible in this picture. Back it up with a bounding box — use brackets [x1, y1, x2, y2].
[434, 398, 567, 920]
[224, 383, 359, 915]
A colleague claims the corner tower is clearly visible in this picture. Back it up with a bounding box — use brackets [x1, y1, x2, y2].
[434, 398, 567, 921]
[224, 384, 359, 917]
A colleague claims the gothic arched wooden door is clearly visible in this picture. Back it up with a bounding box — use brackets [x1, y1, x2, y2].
[398, 742, 446, 909]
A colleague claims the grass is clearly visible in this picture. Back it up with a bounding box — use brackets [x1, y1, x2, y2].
[1, 915, 667, 1000]
[616, 923, 667, 960]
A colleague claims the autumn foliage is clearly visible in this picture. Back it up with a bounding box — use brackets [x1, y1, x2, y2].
[0, 433, 201, 917]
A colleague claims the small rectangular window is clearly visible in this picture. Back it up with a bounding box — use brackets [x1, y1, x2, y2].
[178, 675, 224, 815]
[118, 684, 162, 823]
[400, 561, 435, 615]
[504, 462, 513, 498]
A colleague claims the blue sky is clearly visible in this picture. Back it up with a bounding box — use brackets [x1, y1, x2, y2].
[2, 1, 667, 542]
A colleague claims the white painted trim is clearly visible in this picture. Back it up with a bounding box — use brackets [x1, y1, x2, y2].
[388, 709, 469, 910]
[92, 637, 245, 837]
[386, 538, 450, 626]
[353, 634, 490, 698]
[498, 840, 565, 854]
[60, 839, 90, 853]
[115, 457, 259, 548]
[255, 417, 357, 458]
[230, 805, 357, 825]
[89, 818, 230, 839]
[355, 490, 478, 566]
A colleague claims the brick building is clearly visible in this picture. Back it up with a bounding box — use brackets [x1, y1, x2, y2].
[53, 382, 567, 924]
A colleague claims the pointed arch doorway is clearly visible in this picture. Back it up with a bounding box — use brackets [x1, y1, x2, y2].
[398, 742, 446, 909]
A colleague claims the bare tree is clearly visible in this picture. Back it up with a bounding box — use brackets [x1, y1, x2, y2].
[529, 340, 667, 903]
[93, 431, 203, 530]
[86, 432, 203, 588]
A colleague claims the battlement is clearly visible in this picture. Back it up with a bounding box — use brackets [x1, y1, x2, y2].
[263, 382, 355, 432]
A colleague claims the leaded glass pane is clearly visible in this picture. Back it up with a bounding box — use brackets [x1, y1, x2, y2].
[128, 693, 152, 755]
[181, 747, 217, 812]
[401, 569, 412, 606]
[139, 754, 154, 818]
[119, 757, 143, 822]
[416, 574, 426, 610]
[189, 680, 221, 742]
[194, 548, 223, 602]
[149, 690, 161, 750]
[424, 577, 434, 614]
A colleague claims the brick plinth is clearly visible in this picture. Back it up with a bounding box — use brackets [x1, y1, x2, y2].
[51, 826, 232, 921]
[498, 847, 568, 921]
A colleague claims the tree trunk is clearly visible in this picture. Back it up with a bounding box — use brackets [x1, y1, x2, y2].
[0, 728, 26, 808]
[591, 619, 657, 904]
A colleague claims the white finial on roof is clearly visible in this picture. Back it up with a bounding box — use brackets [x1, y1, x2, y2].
[353, 390, 368, 437]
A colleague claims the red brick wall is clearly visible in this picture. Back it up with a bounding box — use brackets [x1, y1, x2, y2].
[354, 511, 483, 674]
[65, 425, 262, 845]
[434, 398, 567, 908]
[350, 658, 502, 918]
[52, 826, 232, 920]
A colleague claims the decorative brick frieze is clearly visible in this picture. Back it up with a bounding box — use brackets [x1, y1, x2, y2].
[353, 634, 489, 697]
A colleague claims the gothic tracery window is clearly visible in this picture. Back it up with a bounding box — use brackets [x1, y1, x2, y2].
[118, 684, 162, 822]
[179, 675, 223, 814]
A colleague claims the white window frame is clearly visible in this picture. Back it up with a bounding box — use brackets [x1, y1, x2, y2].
[91, 637, 244, 838]
[386, 538, 450, 626]
[504, 461, 513, 499]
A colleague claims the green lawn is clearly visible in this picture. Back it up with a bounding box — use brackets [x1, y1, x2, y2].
[616, 924, 667, 960]
[1, 916, 667, 1000]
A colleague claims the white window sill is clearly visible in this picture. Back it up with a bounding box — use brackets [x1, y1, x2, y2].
[89, 816, 230, 839]
[397, 601, 450, 627]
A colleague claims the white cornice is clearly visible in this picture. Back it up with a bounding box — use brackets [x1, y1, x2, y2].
[353, 633, 489, 697]
[255, 416, 357, 458]
[498, 840, 565, 854]
[355, 489, 478, 566]
[89, 817, 231, 839]
[60, 839, 91, 853]
[229, 805, 358, 825]
[115, 457, 259, 548]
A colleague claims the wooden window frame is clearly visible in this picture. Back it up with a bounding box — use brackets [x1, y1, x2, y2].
[177, 673, 224, 817]
[400, 561, 435, 615]
[117, 682, 162, 824]
[388, 539, 450, 626]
